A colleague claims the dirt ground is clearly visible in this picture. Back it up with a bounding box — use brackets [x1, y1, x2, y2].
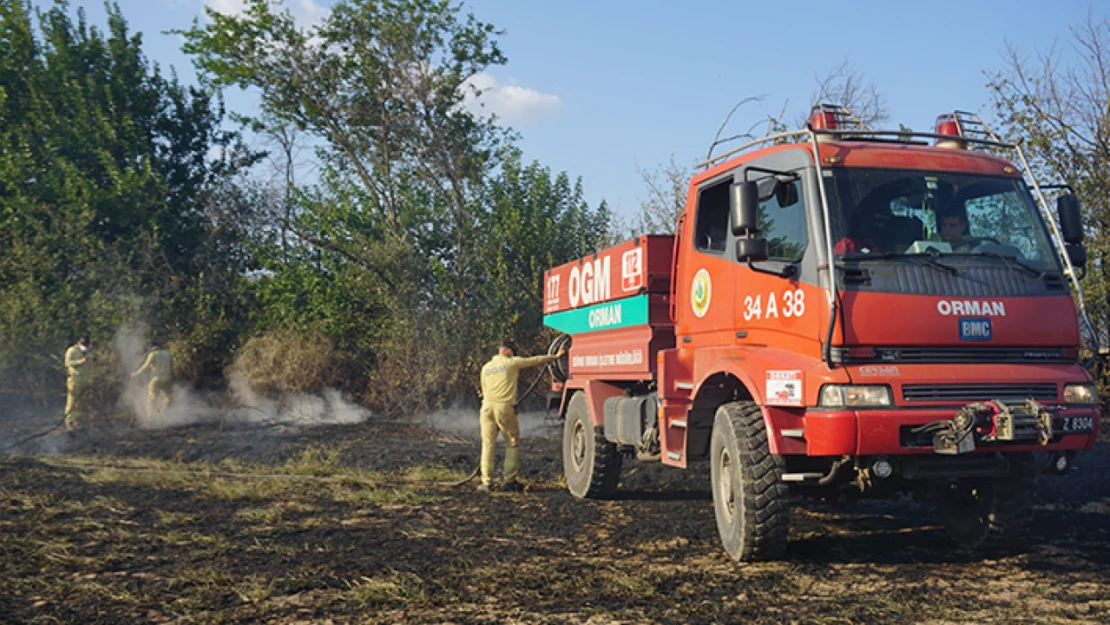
[2, 410, 1109, 624]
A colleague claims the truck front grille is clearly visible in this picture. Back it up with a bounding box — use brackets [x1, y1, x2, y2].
[831, 346, 1073, 364]
[901, 383, 1058, 403]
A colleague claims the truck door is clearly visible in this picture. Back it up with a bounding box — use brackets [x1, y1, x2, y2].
[675, 176, 736, 347]
[734, 152, 824, 358]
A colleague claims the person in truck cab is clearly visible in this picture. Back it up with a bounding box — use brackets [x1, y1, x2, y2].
[833, 202, 890, 255]
[931, 209, 975, 252]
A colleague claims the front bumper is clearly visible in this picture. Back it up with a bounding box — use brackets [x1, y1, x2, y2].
[801, 404, 1098, 456]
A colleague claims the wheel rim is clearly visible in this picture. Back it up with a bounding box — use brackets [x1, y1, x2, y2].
[718, 445, 735, 522]
[571, 419, 587, 471]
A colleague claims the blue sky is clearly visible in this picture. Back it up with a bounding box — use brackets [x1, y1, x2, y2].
[50, 0, 1106, 222]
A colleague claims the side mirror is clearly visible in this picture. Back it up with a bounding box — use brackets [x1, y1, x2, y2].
[775, 181, 800, 207]
[730, 182, 760, 236]
[1066, 243, 1087, 269]
[1057, 194, 1083, 244]
[736, 238, 768, 262]
[731, 181, 767, 262]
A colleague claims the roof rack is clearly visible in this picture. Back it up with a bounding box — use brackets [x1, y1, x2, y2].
[809, 103, 872, 132]
[934, 110, 1003, 144]
[697, 105, 1015, 170]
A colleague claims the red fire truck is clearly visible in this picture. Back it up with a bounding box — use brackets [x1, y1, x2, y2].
[542, 107, 1100, 561]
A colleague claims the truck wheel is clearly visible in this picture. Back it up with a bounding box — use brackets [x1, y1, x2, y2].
[563, 391, 622, 499]
[710, 401, 790, 562]
[938, 452, 1036, 549]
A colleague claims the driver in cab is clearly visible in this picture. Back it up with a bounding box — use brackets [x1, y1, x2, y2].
[931, 210, 975, 253]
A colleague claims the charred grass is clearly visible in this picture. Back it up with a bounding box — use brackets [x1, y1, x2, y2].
[1, 420, 1109, 623]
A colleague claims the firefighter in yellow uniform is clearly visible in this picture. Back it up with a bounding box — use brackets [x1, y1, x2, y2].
[478, 340, 565, 492]
[64, 336, 91, 430]
[131, 341, 173, 425]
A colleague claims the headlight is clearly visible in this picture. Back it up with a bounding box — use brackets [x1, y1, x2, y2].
[1063, 383, 1096, 405]
[819, 385, 893, 408]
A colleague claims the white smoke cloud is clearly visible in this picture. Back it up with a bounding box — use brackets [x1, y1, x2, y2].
[115, 324, 369, 430]
[423, 407, 560, 439]
[225, 369, 369, 426]
[461, 72, 564, 127]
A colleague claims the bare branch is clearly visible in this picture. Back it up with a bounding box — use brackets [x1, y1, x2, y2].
[707, 95, 766, 160]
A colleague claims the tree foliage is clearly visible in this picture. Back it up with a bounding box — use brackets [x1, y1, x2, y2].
[632, 155, 689, 235]
[987, 12, 1110, 366]
[180, 0, 611, 414]
[0, 0, 257, 399]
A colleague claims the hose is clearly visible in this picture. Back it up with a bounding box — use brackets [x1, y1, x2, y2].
[514, 334, 571, 410]
[0, 414, 68, 452]
[548, 334, 571, 383]
[438, 465, 480, 487]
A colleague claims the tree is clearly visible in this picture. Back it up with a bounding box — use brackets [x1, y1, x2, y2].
[987, 12, 1110, 363]
[806, 59, 888, 128]
[179, 0, 512, 405]
[756, 60, 889, 134]
[632, 155, 689, 235]
[475, 149, 612, 358]
[0, 0, 257, 397]
[654, 61, 885, 244]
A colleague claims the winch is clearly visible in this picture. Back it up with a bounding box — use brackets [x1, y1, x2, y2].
[917, 399, 1054, 455]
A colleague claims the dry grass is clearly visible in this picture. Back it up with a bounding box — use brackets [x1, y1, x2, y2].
[4, 433, 1110, 624]
[233, 329, 346, 396]
[345, 571, 428, 606]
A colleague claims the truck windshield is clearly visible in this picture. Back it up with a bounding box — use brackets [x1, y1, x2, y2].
[823, 168, 1059, 270]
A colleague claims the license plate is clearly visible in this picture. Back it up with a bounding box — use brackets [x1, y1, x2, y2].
[1059, 415, 1095, 433]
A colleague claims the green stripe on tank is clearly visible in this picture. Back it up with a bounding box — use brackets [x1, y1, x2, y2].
[543, 294, 649, 335]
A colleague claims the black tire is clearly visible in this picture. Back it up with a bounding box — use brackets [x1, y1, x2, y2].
[938, 452, 1036, 549]
[710, 401, 790, 561]
[563, 391, 622, 499]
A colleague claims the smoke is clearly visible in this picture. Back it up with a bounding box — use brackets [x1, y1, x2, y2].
[0, 393, 68, 456]
[224, 369, 369, 426]
[117, 319, 159, 425]
[113, 324, 371, 430]
[422, 407, 560, 439]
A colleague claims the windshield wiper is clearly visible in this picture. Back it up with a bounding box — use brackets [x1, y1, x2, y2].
[839, 250, 960, 276]
[962, 251, 1044, 278]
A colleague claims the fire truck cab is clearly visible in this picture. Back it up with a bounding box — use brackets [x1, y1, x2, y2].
[543, 107, 1100, 562]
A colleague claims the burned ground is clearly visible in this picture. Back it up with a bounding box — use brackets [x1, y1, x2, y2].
[1, 415, 1109, 624]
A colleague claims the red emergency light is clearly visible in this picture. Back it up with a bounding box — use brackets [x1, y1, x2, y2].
[810, 109, 838, 130]
[934, 113, 967, 148]
[935, 115, 961, 137]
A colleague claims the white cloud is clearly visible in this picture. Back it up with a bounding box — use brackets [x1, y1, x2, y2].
[288, 0, 328, 24]
[205, 0, 328, 26]
[462, 72, 563, 127]
[206, 0, 248, 16]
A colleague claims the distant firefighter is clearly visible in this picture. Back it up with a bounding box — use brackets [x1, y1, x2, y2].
[64, 336, 91, 430]
[477, 339, 565, 492]
[132, 341, 174, 425]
